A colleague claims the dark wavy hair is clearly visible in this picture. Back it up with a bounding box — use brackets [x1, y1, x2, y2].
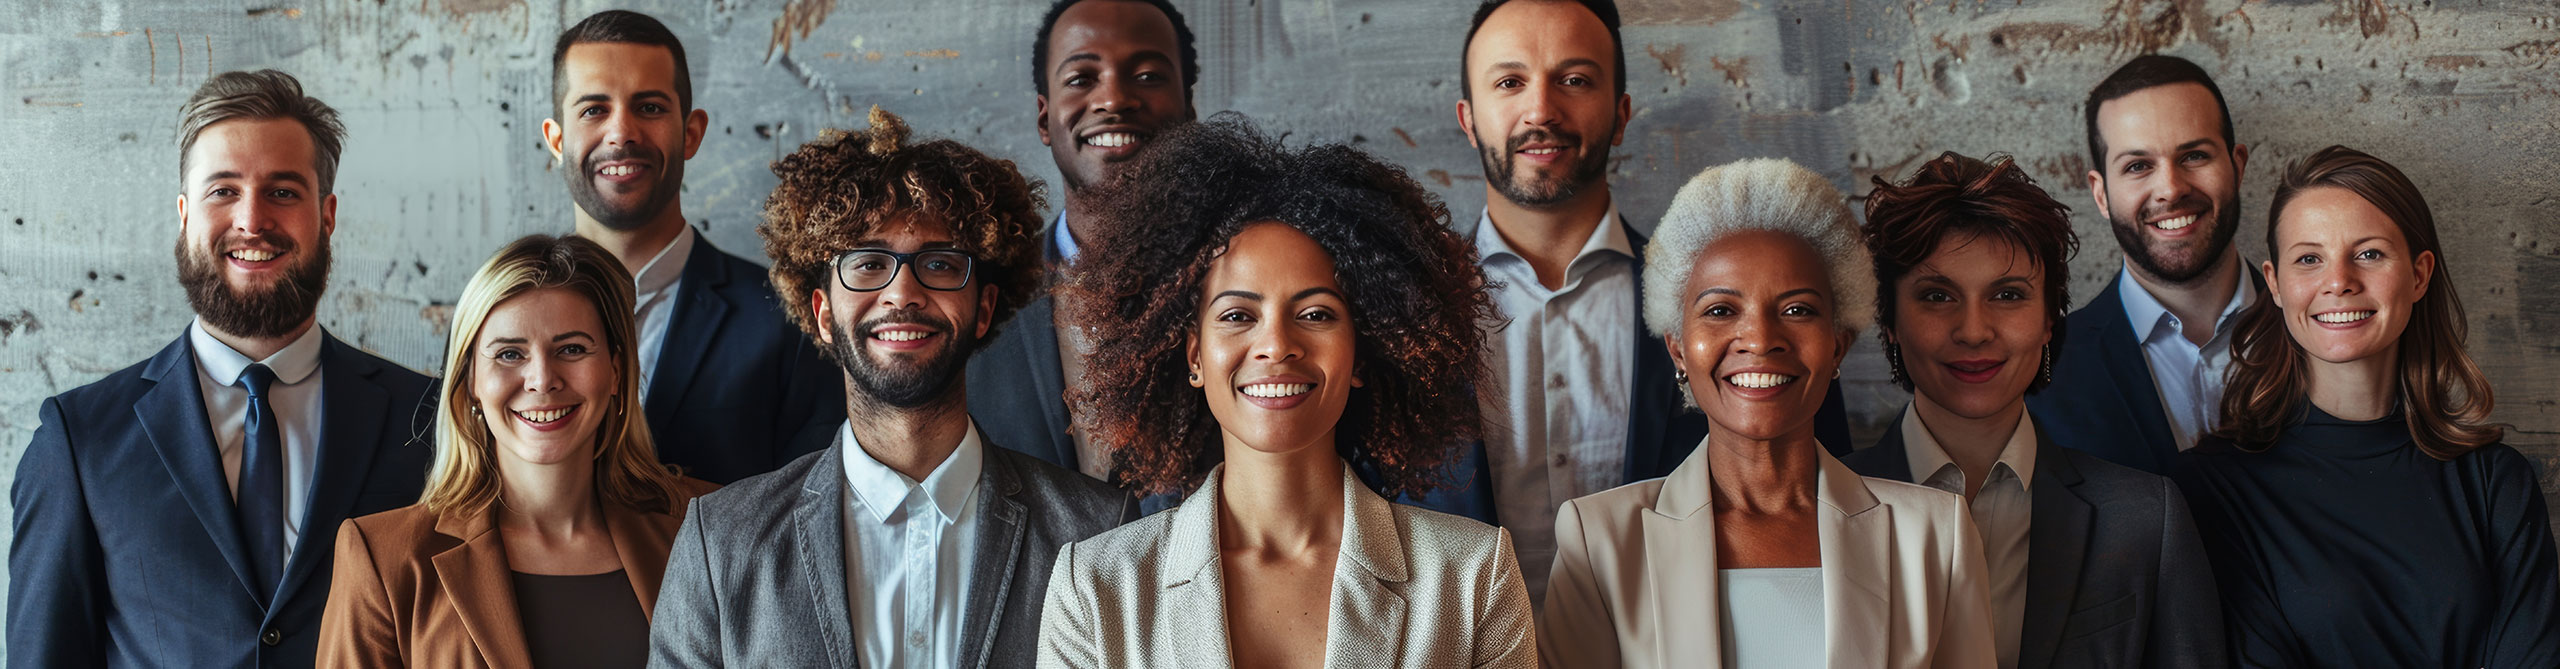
[1862, 152, 2080, 392]
[1065, 114, 1495, 498]
[758, 106, 1047, 358]
[2214, 145, 2500, 458]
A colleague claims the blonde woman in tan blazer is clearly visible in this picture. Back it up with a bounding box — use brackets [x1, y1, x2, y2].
[318, 235, 715, 668]
[1538, 159, 1997, 669]
[1035, 118, 1533, 668]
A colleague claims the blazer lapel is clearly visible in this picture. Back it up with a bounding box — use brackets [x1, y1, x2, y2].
[1160, 467, 1234, 666]
[2085, 277, 2176, 467]
[958, 450, 1029, 669]
[2016, 428, 2093, 669]
[134, 337, 262, 603]
[646, 234, 732, 425]
[430, 510, 534, 668]
[1325, 467, 1409, 668]
[1016, 297, 1075, 469]
[609, 502, 684, 619]
[273, 335, 392, 612]
[793, 436, 861, 666]
[1642, 447, 1723, 665]
[1816, 452, 1892, 669]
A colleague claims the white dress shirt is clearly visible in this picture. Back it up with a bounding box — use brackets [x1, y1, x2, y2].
[2115, 260, 2252, 451]
[1473, 205, 1636, 603]
[840, 420, 984, 669]
[631, 224, 694, 396]
[187, 319, 326, 555]
[1901, 402, 2037, 669]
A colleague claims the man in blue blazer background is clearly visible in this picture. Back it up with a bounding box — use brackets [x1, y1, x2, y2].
[9, 70, 437, 668]
[542, 11, 843, 484]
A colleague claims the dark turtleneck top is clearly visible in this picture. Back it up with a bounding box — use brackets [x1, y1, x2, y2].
[2177, 403, 2559, 668]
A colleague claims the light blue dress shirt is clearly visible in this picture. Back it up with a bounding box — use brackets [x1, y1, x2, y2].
[187, 320, 326, 555]
[2114, 260, 2254, 451]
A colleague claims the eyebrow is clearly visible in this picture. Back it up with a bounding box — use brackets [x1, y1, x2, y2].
[572, 90, 673, 106]
[483, 331, 596, 346]
[1693, 286, 1823, 303]
[2113, 138, 2220, 163]
[2285, 236, 2392, 250]
[202, 171, 311, 186]
[848, 241, 960, 250]
[1057, 50, 1172, 72]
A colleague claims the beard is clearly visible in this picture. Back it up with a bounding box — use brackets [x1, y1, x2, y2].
[174, 230, 331, 339]
[829, 308, 976, 410]
[2107, 188, 2242, 285]
[1477, 125, 1614, 208]
[565, 142, 684, 232]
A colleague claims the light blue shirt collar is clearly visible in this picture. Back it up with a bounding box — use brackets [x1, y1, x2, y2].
[1051, 211, 1080, 265]
[1472, 203, 1633, 287]
[2115, 257, 2253, 345]
[188, 318, 325, 386]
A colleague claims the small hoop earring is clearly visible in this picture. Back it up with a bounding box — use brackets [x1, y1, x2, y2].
[1884, 338, 1910, 388]
[1673, 369, 1688, 384]
[2038, 342, 2055, 387]
[468, 405, 483, 418]
[1187, 372, 1199, 382]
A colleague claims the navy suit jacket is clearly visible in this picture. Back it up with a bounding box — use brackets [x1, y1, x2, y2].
[645, 233, 844, 484]
[9, 332, 436, 668]
[2028, 271, 2261, 476]
[968, 292, 1077, 472]
[1841, 413, 2227, 669]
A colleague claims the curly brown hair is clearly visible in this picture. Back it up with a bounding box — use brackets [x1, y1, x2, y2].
[758, 106, 1047, 358]
[1064, 114, 1496, 498]
[1862, 152, 2080, 392]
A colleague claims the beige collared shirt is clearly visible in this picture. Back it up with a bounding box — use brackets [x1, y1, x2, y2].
[1901, 402, 2037, 669]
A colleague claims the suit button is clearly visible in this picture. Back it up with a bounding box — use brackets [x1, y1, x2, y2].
[261, 629, 282, 646]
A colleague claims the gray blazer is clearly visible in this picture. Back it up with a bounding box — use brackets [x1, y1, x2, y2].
[647, 430, 1136, 668]
[1840, 414, 2226, 669]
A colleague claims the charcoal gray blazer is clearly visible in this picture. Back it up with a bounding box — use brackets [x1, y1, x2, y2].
[647, 428, 1136, 668]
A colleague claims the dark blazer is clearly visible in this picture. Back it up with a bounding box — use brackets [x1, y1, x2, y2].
[1841, 413, 2226, 669]
[2028, 271, 2261, 476]
[646, 233, 844, 484]
[647, 430, 1137, 667]
[315, 478, 716, 667]
[1399, 220, 1853, 525]
[9, 332, 436, 668]
[967, 294, 1076, 471]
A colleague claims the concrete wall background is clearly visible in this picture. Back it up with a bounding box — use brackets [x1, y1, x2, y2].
[1, 0, 2553, 648]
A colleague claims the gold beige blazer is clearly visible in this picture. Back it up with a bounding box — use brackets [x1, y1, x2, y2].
[1038, 462, 1538, 668]
[315, 478, 716, 668]
[1537, 443, 1997, 669]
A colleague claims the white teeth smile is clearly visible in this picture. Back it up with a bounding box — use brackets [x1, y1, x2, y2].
[599, 165, 639, 177]
[1725, 372, 1796, 389]
[228, 249, 277, 262]
[1522, 147, 1562, 155]
[1084, 132, 1137, 148]
[2314, 311, 2375, 324]
[874, 330, 931, 342]
[2153, 214, 2197, 231]
[1240, 383, 1313, 398]
[516, 407, 571, 424]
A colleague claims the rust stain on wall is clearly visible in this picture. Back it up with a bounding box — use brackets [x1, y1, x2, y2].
[1648, 44, 1688, 87]
[2424, 55, 2485, 72]
[1710, 56, 1752, 87]
[437, 0, 521, 18]
[2323, 0, 2418, 40]
[905, 49, 960, 59]
[1621, 0, 1744, 26]
[767, 0, 839, 62]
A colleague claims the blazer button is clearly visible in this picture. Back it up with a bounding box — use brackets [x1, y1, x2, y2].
[261, 629, 282, 646]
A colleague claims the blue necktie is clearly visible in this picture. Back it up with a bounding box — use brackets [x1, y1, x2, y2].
[237, 363, 285, 605]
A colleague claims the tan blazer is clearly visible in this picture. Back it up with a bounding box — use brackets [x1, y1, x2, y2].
[316, 478, 716, 668]
[1537, 443, 1996, 669]
[1038, 461, 1538, 668]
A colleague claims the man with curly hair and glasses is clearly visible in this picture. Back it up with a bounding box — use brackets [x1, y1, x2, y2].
[647, 108, 1134, 668]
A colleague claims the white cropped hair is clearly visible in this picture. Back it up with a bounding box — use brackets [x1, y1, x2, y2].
[1641, 157, 1876, 341]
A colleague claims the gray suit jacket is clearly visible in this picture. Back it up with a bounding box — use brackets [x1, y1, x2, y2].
[1840, 413, 2226, 669]
[647, 429, 1136, 668]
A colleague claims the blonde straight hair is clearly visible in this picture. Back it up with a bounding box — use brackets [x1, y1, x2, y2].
[419, 234, 683, 516]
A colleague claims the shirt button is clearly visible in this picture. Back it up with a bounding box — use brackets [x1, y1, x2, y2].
[909, 631, 927, 647]
[1550, 453, 1569, 467]
[261, 628, 282, 646]
[1548, 374, 1568, 390]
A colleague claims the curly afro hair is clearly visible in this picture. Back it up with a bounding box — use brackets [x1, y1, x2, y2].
[758, 106, 1047, 358]
[1064, 113, 1496, 498]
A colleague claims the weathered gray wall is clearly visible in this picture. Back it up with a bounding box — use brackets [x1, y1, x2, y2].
[1, 0, 2554, 647]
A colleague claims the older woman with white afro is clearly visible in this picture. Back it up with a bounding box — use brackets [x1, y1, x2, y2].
[1538, 158, 1997, 669]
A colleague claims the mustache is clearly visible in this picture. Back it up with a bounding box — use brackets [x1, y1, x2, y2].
[856, 308, 953, 338]
[2140, 194, 2215, 222]
[212, 230, 298, 256]
[581, 144, 663, 173]
[1504, 128, 1581, 155]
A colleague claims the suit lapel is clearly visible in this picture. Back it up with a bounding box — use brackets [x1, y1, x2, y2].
[1621, 222, 1674, 483]
[794, 436, 861, 666]
[1016, 297, 1075, 469]
[609, 503, 683, 620]
[2086, 277, 2176, 467]
[958, 450, 1029, 669]
[646, 234, 732, 425]
[2017, 431, 2093, 669]
[1161, 468, 1233, 666]
[1325, 467, 1409, 668]
[134, 337, 262, 603]
[273, 335, 391, 612]
[1816, 453, 1892, 669]
[430, 511, 534, 668]
[1642, 449, 1723, 665]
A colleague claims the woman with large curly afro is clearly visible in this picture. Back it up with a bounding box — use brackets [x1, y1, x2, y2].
[1032, 114, 1536, 668]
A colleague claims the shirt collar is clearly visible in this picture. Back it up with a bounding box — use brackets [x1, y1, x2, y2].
[839, 420, 985, 526]
[1899, 401, 2039, 493]
[1471, 202, 1634, 278]
[1051, 211, 1081, 265]
[632, 225, 696, 299]
[188, 318, 326, 386]
[2115, 257, 2254, 345]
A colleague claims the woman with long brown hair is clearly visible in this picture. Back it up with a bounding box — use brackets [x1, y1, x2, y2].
[2182, 146, 2558, 666]
[318, 234, 715, 668]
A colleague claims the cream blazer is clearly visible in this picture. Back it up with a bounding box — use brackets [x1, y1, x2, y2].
[1038, 462, 1538, 668]
[1537, 441, 1997, 669]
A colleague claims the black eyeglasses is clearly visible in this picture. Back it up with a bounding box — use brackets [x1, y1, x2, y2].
[834, 249, 976, 292]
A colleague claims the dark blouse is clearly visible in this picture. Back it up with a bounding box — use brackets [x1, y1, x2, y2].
[511, 569, 649, 669]
[2177, 404, 2560, 668]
